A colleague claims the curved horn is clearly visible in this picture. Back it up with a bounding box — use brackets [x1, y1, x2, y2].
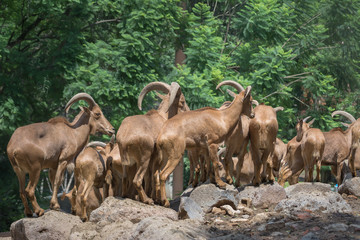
[217, 147, 227, 157]
[86, 141, 107, 148]
[166, 82, 181, 112]
[137, 82, 171, 110]
[331, 110, 356, 123]
[252, 100, 259, 106]
[65, 93, 96, 114]
[303, 116, 312, 123]
[216, 80, 245, 93]
[274, 106, 284, 112]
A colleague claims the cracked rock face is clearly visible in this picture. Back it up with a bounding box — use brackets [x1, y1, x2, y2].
[275, 183, 352, 214]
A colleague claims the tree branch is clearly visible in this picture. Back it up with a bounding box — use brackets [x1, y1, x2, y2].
[7, 16, 43, 49]
[81, 18, 121, 31]
[282, 13, 321, 49]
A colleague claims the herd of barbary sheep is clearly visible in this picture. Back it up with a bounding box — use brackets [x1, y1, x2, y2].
[6, 81, 360, 221]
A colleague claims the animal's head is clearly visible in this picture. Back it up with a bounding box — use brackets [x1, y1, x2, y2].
[215, 80, 255, 119]
[295, 116, 315, 142]
[65, 93, 115, 136]
[137, 81, 189, 119]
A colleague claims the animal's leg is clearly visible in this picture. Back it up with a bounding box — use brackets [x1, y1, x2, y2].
[199, 154, 207, 183]
[187, 151, 195, 186]
[208, 144, 226, 189]
[50, 161, 67, 210]
[121, 166, 129, 198]
[26, 167, 44, 216]
[48, 168, 56, 189]
[159, 151, 184, 207]
[189, 150, 200, 187]
[251, 148, 262, 186]
[133, 156, 154, 205]
[349, 148, 357, 177]
[316, 158, 321, 182]
[235, 141, 248, 187]
[265, 151, 275, 183]
[224, 148, 234, 184]
[80, 179, 94, 222]
[152, 152, 162, 203]
[13, 166, 33, 217]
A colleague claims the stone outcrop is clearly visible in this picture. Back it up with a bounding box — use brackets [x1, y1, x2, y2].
[275, 182, 352, 214]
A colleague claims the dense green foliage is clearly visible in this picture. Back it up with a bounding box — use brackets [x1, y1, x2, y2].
[0, 0, 359, 231]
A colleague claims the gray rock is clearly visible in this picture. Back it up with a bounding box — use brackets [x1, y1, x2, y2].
[301, 232, 320, 240]
[90, 197, 178, 223]
[325, 223, 349, 232]
[236, 182, 286, 208]
[131, 216, 208, 240]
[10, 210, 82, 240]
[275, 182, 352, 214]
[178, 197, 204, 221]
[338, 177, 360, 197]
[69, 219, 135, 240]
[210, 232, 255, 240]
[188, 183, 238, 213]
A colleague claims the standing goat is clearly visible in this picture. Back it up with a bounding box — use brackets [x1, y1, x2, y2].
[7, 93, 114, 217]
[332, 110, 360, 177]
[154, 80, 254, 207]
[296, 117, 325, 182]
[116, 82, 189, 204]
[249, 104, 283, 185]
[72, 140, 115, 221]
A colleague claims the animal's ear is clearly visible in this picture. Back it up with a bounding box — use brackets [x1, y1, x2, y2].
[308, 118, 315, 126]
[80, 106, 91, 115]
[226, 89, 236, 98]
[154, 91, 165, 100]
[244, 86, 252, 99]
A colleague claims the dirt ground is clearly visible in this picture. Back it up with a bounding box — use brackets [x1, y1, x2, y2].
[204, 193, 360, 240]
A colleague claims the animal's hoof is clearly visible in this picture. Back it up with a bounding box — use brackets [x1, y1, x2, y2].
[25, 209, 33, 218]
[50, 203, 60, 211]
[144, 198, 154, 205]
[217, 181, 227, 189]
[36, 208, 45, 217]
[81, 217, 88, 222]
[162, 199, 170, 208]
[226, 177, 233, 185]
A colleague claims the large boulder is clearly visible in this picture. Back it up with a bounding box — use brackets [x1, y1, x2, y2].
[90, 197, 178, 223]
[187, 183, 238, 213]
[178, 197, 204, 221]
[69, 220, 135, 240]
[131, 216, 208, 240]
[275, 182, 352, 214]
[338, 177, 360, 197]
[236, 182, 286, 208]
[10, 210, 82, 240]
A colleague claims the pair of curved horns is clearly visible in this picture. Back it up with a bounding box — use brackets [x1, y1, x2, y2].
[65, 93, 97, 114]
[216, 80, 245, 93]
[137, 82, 181, 112]
[331, 110, 356, 123]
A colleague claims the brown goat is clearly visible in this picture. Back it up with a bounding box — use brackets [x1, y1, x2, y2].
[72, 140, 115, 221]
[154, 80, 254, 207]
[248, 104, 283, 185]
[296, 117, 325, 182]
[7, 93, 114, 217]
[278, 137, 303, 186]
[272, 137, 287, 178]
[116, 82, 189, 204]
[332, 110, 360, 177]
